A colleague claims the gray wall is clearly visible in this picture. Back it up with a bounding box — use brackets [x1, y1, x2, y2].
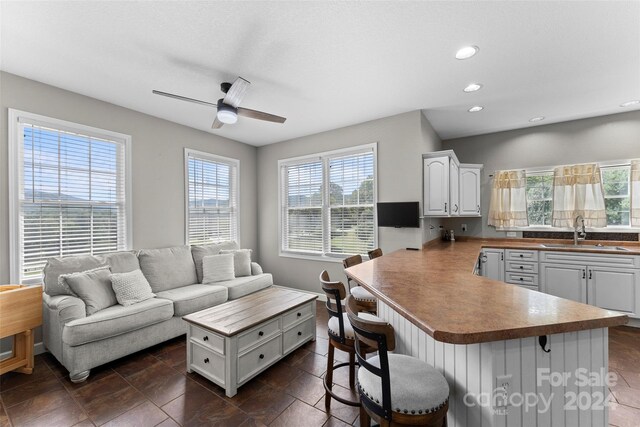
[257, 110, 442, 294]
[441, 110, 640, 238]
[0, 72, 259, 351]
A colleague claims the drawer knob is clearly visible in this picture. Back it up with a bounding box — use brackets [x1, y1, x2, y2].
[204, 358, 210, 364]
[259, 354, 264, 359]
[203, 336, 209, 341]
[297, 331, 302, 336]
[297, 312, 302, 317]
[519, 266, 524, 269]
[519, 254, 524, 258]
[258, 331, 264, 336]
[519, 277, 524, 281]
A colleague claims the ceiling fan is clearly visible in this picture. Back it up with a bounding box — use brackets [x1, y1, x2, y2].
[152, 77, 286, 129]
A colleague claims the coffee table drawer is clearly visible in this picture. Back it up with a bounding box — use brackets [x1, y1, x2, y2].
[238, 335, 282, 383]
[190, 324, 224, 354]
[283, 317, 315, 354]
[282, 302, 314, 329]
[237, 318, 280, 352]
[191, 342, 225, 384]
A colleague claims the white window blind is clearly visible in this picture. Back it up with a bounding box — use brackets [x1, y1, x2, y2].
[186, 150, 239, 245]
[10, 112, 130, 283]
[280, 144, 377, 258]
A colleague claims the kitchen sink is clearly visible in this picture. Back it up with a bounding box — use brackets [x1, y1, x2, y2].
[539, 243, 631, 252]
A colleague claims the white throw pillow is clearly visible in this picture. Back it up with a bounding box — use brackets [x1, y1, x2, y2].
[202, 253, 236, 283]
[110, 269, 155, 306]
[63, 266, 117, 316]
[220, 249, 252, 277]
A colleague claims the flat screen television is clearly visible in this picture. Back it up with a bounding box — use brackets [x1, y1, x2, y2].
[377, 202, 420, 228]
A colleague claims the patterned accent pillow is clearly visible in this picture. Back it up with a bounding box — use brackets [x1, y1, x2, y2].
[110, 269, 155, 306]
[219, 249, 252, 277]
[202, 253, 235, 283]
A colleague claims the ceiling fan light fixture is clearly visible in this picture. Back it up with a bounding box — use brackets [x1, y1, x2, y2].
[620, 100, 640, 107]
[456, 45, 479, 60]
[216, 99, 238, 124]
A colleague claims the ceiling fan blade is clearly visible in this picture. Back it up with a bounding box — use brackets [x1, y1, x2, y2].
[152, 90, 218, 108]
[237, 107, 286, 124]
[222, 77, 250, 108]
[212, 117, 224, 129]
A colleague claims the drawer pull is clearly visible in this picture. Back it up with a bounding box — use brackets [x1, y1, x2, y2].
[519, 266, 524, 269]
[519, 254, 524, 258]
[258, 331, 264, 336]
[297, 312, 302, 317]
[204, 358, 209, 364]
[259, 354, 264, 359]
[297, 331, 302, 336]
[519, 277, 524, 281]
[203, 336, 209, 341]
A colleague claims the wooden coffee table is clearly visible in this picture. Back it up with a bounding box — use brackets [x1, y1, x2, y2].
[183, 287, 317, 397]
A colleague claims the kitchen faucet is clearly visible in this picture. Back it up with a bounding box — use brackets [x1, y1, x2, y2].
[574, 215, 586, 245]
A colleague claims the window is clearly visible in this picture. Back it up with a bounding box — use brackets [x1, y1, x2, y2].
[280, 144, 377, 258]
[9, 110, 131, 283]
[525, 172, 553, 226]
[601, 166, 631, 226]
[185, 149, 239, 245]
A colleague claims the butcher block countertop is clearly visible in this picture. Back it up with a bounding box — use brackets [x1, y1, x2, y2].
[344, 238, 633, 345]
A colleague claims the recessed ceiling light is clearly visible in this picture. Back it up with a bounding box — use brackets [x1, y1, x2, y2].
[455, 46, 479, 60]
[468, 106, 484, 113]
[620, 100, 640, 107]
[529, 116, 545, 122]
[463, 83, 483, 93]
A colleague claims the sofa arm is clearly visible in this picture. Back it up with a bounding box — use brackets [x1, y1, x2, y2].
[251, 262, 263, 275]
[42, 293, 86, 364]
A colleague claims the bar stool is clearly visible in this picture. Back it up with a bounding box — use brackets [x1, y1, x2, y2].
[342, 255, 377, 314]
[345, 295, 450, 427]
[367, 248, 383, 259]
[319, 270, 381, 410]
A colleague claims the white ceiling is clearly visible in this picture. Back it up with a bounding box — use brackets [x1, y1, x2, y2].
[1, 1, 639, 146]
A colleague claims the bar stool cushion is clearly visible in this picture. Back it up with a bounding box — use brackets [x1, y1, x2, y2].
[328, 313, 382, 339]
[350, 286, 376, 302]
[358, 354, 449, 415]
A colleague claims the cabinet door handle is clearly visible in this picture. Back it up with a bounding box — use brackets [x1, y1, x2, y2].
[259, 354, 265, 359]
[454, 204, 459, 213]
[582, 270, 586, 279]
[204, 358, 210, 364]
[501, 253, 504, 261]
[477, 205, 480, 213]
[258, 331, 264, 336]
[589, 270, 592, 280]
[444, 202, 448, 212]
[203, 336, 209, 342]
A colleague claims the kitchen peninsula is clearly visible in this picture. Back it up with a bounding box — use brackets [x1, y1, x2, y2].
[345, 240, 632, 427]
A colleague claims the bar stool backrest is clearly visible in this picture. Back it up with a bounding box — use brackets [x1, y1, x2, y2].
[346, 295, 396, 420]
[342, 255, 363, 290]
[319, 270, 348, 343]
[367, 248, 383, 259]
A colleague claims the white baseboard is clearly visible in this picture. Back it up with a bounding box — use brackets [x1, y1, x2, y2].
[0, 341, 46, 361]
[273, 284, 327, 302]
[626, 318, 640, 328]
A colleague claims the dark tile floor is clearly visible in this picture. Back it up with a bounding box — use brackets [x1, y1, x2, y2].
[0, 303, 638, 427]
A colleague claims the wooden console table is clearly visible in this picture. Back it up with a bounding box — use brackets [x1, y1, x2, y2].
[0, 285, 43, 375]
[183, 287, 317, 397]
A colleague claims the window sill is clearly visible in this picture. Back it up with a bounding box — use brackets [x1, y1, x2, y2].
[279, 251, 362, 263]
[496, 226, 640, 233]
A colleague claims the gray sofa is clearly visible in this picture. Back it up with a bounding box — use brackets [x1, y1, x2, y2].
[41, 242, 272, 382]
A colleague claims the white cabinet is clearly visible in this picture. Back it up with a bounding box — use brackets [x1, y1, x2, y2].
[423, 151, 483, 217]
[588, 266, 639, 316]
[459, 165, 482, 216]
[540, 263, 587, 303]
[423, 155, 450, 216]
[480, 248, 504, 282]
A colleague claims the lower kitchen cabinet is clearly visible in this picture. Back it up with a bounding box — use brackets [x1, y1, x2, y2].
[479, 248, 504, 282]
[540, 263, 587, 303]
[588, 266, 639, 316]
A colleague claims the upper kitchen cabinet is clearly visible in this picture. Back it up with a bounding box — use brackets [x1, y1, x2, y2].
[422, 150, 483, 217]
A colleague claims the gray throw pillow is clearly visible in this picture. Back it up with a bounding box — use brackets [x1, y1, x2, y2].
[63, 266, 117, 316]
[220, 249, 252, 277]
[202, 253, 236, 283]
[110, 269, 156, 306]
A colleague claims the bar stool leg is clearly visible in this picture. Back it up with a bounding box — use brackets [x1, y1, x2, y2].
[325, 342, 335, 409]
[348, 350, 356, 389]
[359, 405, 371, 427]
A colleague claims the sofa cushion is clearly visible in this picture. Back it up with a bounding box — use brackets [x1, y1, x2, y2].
[63, 298, 174, 346]
[44, 255, 107, 296]
[138, 246, 198, 292]
[64, 266, 117, 316]
[218, 273, 273, 300]
[191, 241, 240, 283]
[98, 251, 140, 273]
[156, 284, 228, 316]
[202, 254, 235, 283]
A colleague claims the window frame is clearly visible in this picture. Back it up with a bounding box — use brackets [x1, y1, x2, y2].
[183, 148, 240, 246]
[496, 160, 639, 232]
[278, 143, 378, 262]
[8, 109, 132, 284]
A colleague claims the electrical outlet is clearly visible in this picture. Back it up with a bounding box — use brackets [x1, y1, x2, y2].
[461, 224, 467, 232]
[494, 374, 512, 408]
[506, 231, 517, 238]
